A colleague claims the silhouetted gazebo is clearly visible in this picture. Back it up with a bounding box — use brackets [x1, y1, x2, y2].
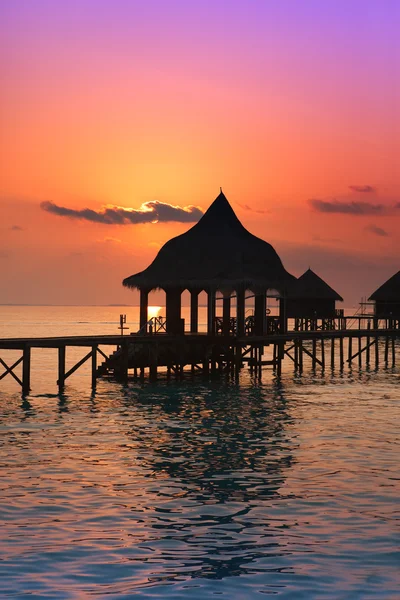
[123, 191, 296, 335]
[369, 271, 400, 317]
[286, 268, 343, 318]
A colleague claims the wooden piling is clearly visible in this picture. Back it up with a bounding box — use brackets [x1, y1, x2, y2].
[384, 337, 389, 366]
[348, 336, 352, 368]
[339, 337, 344, 370]
[91, 345, 97, 388]
[331, 338, 335, 370]
[22, 345, 31, 395]
[58, 345, 66, 389]
[312, 338, 317, 370]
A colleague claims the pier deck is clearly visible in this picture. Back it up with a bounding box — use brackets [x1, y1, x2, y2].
[1, 323, 399, 394]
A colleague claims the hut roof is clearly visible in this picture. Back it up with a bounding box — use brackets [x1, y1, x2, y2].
[289, 268, 343, 301]
[123, 191, 296, 292]
[368, 271, 400, 301]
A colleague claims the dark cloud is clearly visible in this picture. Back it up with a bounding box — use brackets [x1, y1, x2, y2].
[310, 198, 386, 215]
[366, 225, 389, 237]
[236, 202, 270, 214]
[10, 225, 23, 231]
[349, 185, 376, 193]
[41, 200, 204, 225]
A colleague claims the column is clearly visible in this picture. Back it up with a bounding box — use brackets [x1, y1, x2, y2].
[236, 288, 245, 336]
[207, 289, 216, 334]
[139, 288, 149, 331]
[190, 290, 199, 333]
[166, 289, 182, 334]
[222, 293, 231, 336]
[254, 293, 266, 335]
[279, 296, 287, 334]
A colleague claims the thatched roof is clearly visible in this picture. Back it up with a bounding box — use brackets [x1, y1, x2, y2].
[369, 271, 400, 301]
[289, 268, 343, 301]
[123, 191, 296, 292]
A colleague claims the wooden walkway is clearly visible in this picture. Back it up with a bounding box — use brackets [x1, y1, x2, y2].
[1, 325, 399, 394]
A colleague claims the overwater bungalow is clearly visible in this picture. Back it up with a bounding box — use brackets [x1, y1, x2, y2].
[286, 268, 343, 319]
[369, 271, 400, 318]
[123, 191, 296, 335]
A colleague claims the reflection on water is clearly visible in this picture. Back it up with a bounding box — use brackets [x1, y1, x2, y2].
[0, 373, 399, 598]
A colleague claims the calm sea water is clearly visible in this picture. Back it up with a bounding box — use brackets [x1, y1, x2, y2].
[0, 306, 399, 598]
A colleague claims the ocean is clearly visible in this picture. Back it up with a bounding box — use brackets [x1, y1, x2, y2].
[0, 306, 399, 598]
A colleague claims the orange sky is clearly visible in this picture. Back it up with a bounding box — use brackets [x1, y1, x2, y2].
[0, 1, 399, 306]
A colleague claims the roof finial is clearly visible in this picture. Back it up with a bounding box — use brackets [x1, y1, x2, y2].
[220, 186, 222, 193]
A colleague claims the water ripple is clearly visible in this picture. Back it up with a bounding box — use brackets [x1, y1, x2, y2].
[0, 373, 399, 598]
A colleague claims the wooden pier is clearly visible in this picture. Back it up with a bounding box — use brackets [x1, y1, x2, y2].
[1, 319, 399, 394]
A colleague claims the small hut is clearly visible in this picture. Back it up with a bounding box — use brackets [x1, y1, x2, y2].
[123, 191, 296, 335]
[286, 268, 343, 319]
[368, 271, 400, 317]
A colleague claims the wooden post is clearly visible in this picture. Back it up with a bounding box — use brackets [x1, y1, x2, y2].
[149, 345, 158, 381]
[22, 345, 31, 395]
[139, 288, 149, 331]
[321, 338, 325, 370]
[358, 336, 362, 368]
[120, 342, 129, 381]
[276, 343, 282, 376]
[392, 337, 396, 367]
[166, 288, 182, 334]
[279, 296, 287, 334]
[375, 337, 379, 368]
[91, 345, 97, 388]
[339, 337, 344, 370]
[222, 293, 231, 336]
[331, 338, 335, 370]
[312, 338, 317, 370]
[348, 336, 352, 367]
[236, 289, 245, 336]
[234, 344, 242, 375]
[299, 339, 303, 372]
[384, 336, 389, 366]
[254, 293, 266, 335]
[190, 290, 199, 333]
[58, 345, 66, 390]
[207, 290, 216, 335]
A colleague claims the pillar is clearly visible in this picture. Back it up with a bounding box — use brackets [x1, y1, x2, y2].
[254, 293, 266, 335]
[222, 293, 231, 336]
[207, 289, 216, 334]
[236, 288, 245, 336]
[190, 290, 199, 333]
[166, 288, 182, 334]
[279, 296, 287, 334]
[139, 288, 149, 331]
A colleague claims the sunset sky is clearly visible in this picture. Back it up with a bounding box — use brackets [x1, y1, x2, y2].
[1, 0, 399, 306]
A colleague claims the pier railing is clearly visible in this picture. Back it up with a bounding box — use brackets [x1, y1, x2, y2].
[136, 316, 167, 335]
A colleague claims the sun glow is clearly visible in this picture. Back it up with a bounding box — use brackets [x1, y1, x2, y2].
[148, 306, 162, 320]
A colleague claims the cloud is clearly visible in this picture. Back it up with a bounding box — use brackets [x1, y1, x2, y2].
[41, 200, 204, 225]
[236, 202, 270, 214]
[349, 185, 376, 193]
[10, 225, 23, 231]
[310, 198, 387, 215]
[365, 225, 389, 237]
